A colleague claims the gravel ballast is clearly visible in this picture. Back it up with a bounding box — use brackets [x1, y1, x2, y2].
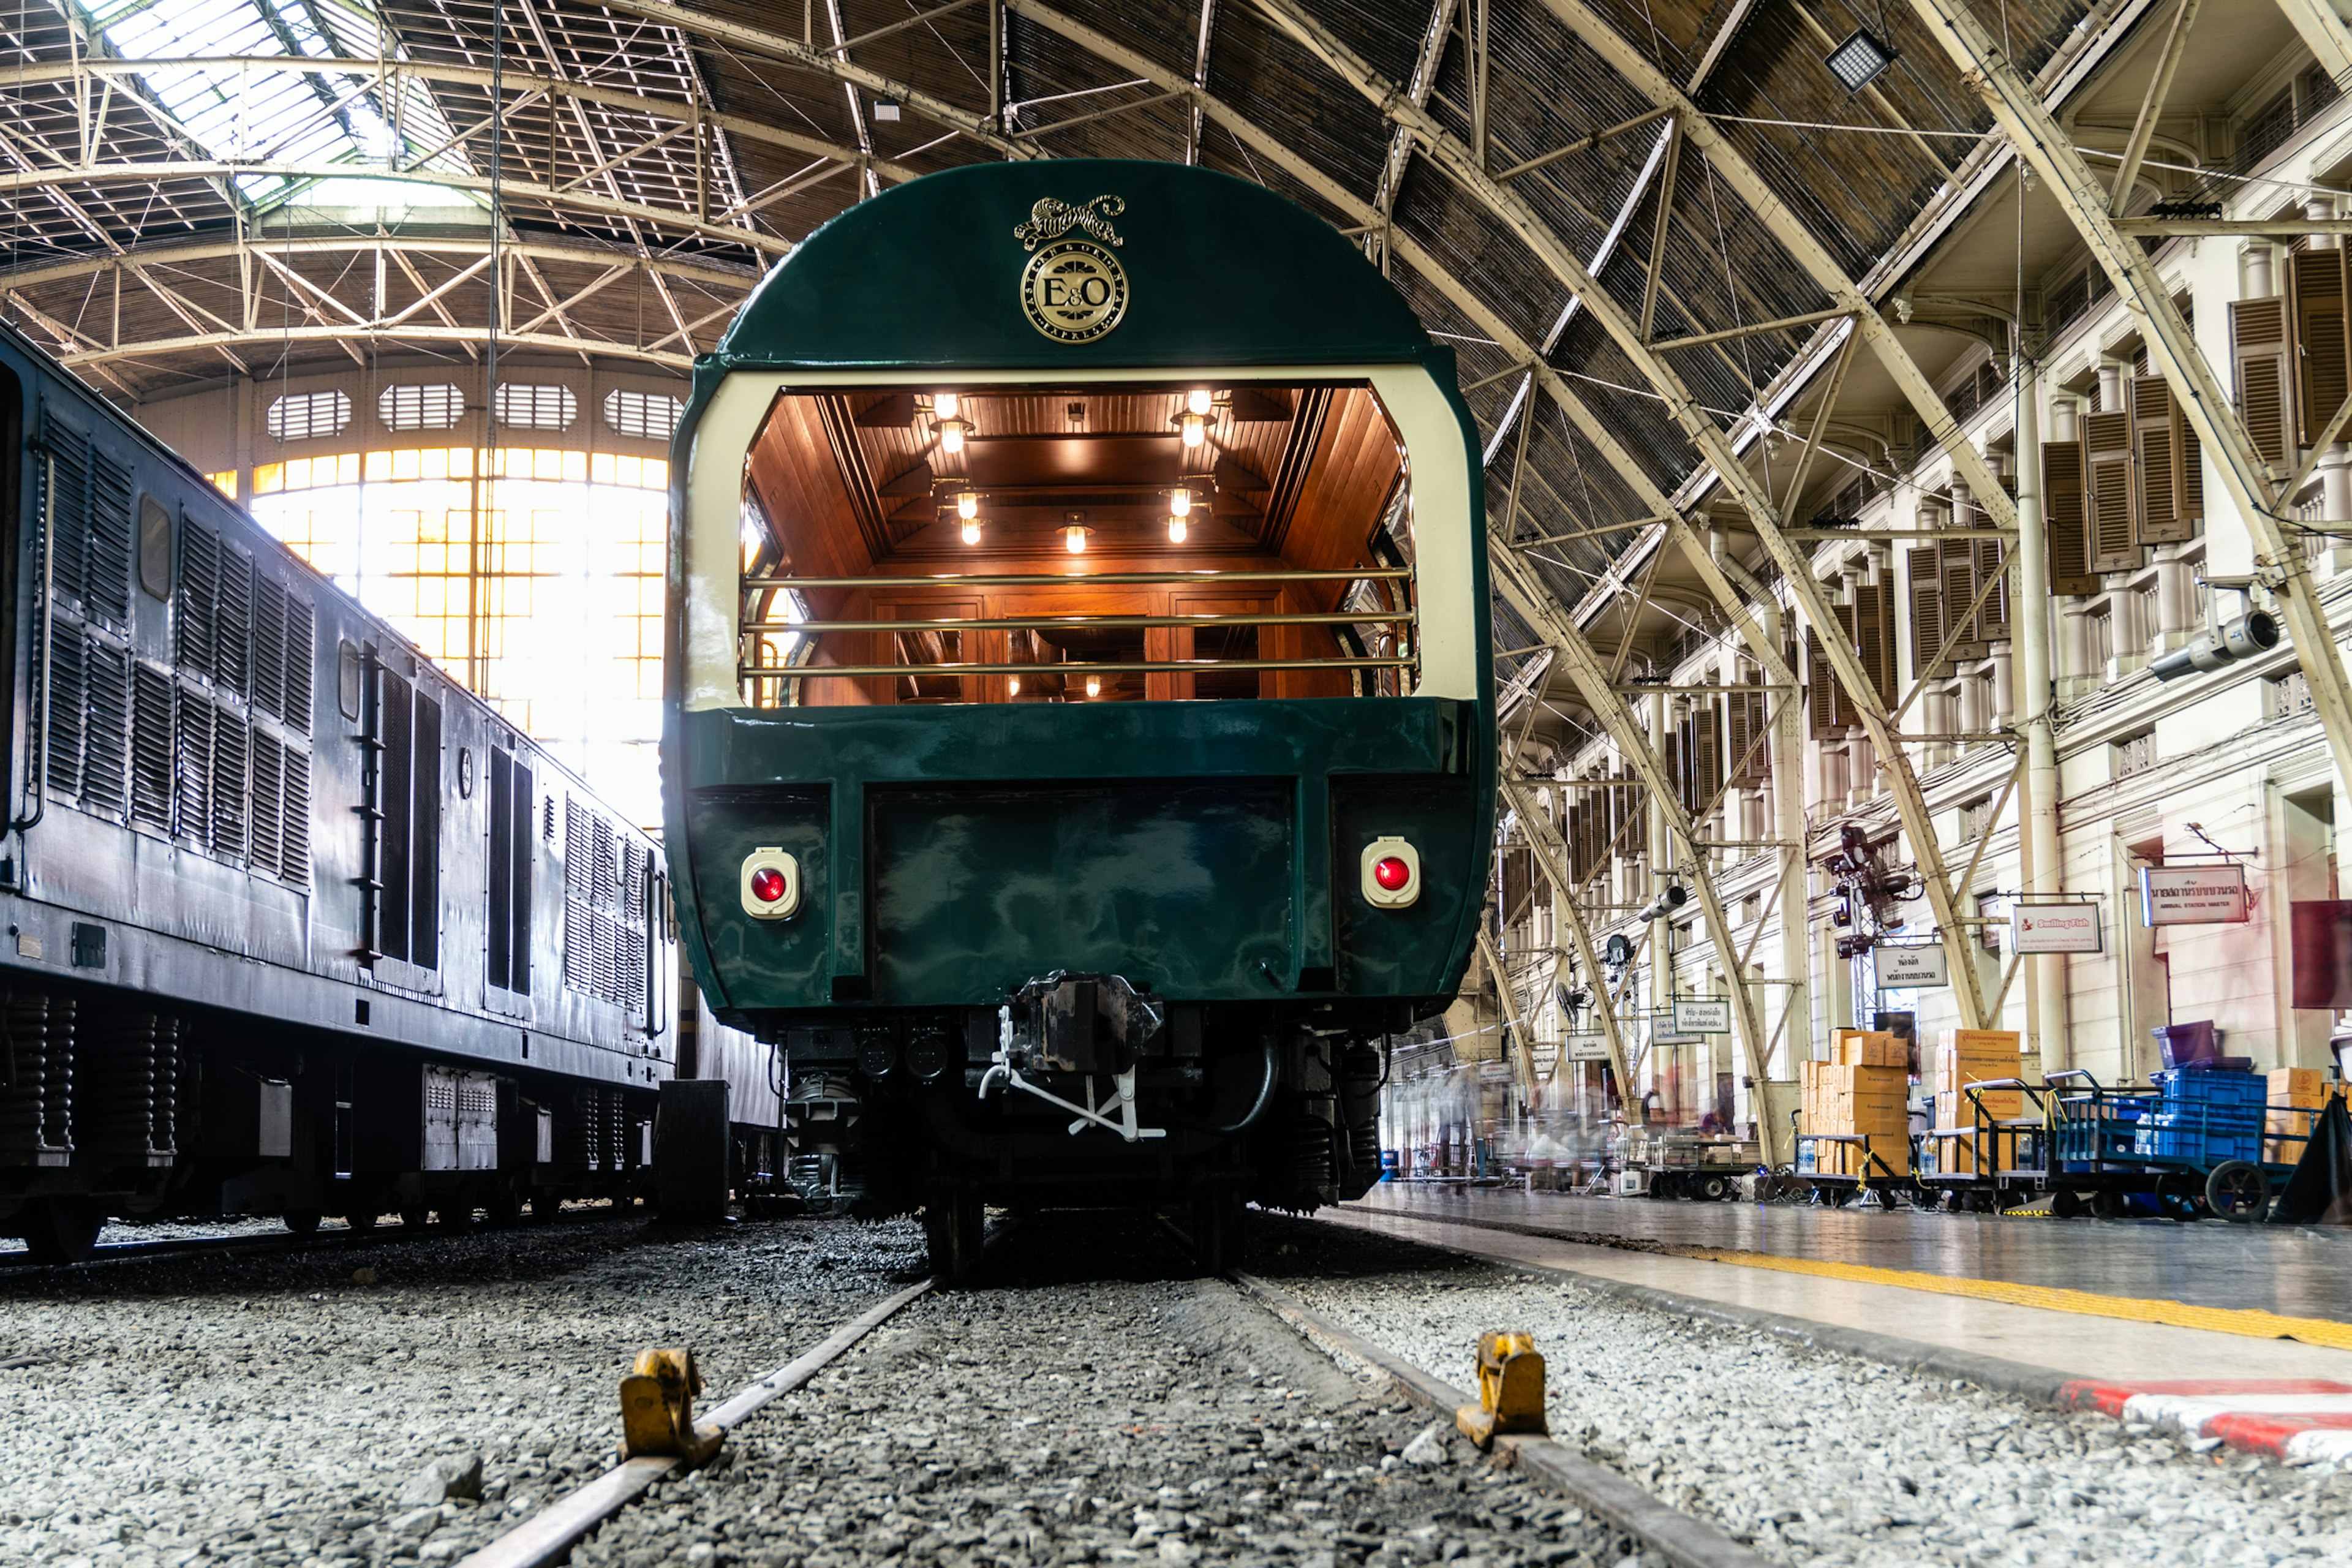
[0, 1212, 926, 1568]
[1252, 1214, 2352, 1568]
[577, 1214, 1632, 1568]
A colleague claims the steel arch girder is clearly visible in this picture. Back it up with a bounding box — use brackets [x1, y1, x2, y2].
[1248, 0, 1988, 1027]
[1525, 0, 2023, 539]
[1499, 771, 1640, 1131]
[1490, 545, 1779, 1158]
[1905, 0, 2352, 809]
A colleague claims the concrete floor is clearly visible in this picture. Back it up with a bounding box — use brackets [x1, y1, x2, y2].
[1327, 1185, 2352, 1387]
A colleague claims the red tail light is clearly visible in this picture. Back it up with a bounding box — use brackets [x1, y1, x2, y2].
[740, 848, 801, 920]
[1360, 836, 1420, 909]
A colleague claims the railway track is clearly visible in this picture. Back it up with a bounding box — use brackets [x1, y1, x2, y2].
[467, 1212, 1766, 1568]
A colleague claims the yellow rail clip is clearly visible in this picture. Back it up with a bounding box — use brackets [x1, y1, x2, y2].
[620, 1348, 724, 1466]
[1455, 1331, 1548, 1449]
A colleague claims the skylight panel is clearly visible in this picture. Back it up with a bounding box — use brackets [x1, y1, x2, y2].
[81, 0, 463, 212]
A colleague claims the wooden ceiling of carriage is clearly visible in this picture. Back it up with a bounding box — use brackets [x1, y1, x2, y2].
[0, 0, 2117, 718]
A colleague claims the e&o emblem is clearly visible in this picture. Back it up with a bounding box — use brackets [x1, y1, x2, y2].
[1014, 196, 1128, 344]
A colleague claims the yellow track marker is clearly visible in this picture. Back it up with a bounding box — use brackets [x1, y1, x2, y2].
[1671, 1245, 2352, 1352]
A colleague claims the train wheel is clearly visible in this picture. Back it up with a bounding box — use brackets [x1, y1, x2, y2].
[400, 1207, 431, 1231]
[438, 1204, 477, 1233]
[923, 1188, 982, 1287]
[20, 1198, 103, 1264]
[284, 1210, 323, 1235]
[345, 1209, 380, 1234]
[2205, 1162, 2269, 1224]
[1192, 1191, 1247, 1274]
[483, 1186, 521, 1229]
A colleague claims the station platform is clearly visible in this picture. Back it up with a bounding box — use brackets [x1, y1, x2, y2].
[1318, 1184, 2352, 1463]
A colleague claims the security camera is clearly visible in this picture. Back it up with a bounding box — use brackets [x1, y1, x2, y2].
[2151, 611, 2282, 682]
[1637, 883, 1689, 923]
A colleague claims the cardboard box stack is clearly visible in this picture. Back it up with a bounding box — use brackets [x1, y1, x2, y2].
[1831, 1027, 1907, 1068]
[1930, 1028, 2022, 1130]
[1801, 1046, 1910, 1177]
[2265, 1068, 2327, 1166]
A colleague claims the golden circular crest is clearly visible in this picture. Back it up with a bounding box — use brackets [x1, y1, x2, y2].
[1020, 239, 1128, 344]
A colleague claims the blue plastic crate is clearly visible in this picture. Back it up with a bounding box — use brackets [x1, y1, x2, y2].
[2154, 1068, 2266, 1107]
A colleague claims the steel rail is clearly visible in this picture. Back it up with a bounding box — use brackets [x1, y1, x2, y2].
[454, 1278, 938, 1568]
[745, 609, 1414, 633]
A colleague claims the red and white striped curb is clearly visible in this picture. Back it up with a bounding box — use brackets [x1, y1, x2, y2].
[2060, 1379, 2352, 1464]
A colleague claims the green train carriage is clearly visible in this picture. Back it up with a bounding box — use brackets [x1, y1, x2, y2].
[662, 159, 1494, 1275]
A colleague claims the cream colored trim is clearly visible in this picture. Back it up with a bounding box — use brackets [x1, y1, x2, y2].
[680, 361, 1479, 711]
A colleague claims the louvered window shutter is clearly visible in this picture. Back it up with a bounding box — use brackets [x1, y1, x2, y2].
[2231, 295, 2294, 466]
[2043, 441, 2098, 595]
[2292, 248, 2352, 447]
[1806, 628, 1839, 740]
[1697, 699, 1722, 806]
[2084, 410, 2141, 573]
[2173, 398, 2205, 524]
[1973, 538, 2012, 642]
[1665, 723, 1687, 813]
[1856, 584, 1898, 707]
[1908, 548, 1948, 679]
[1939, 539, 1985, 660]
[2130, 376, 2187, 543]
[1739, 690, 1771, 784]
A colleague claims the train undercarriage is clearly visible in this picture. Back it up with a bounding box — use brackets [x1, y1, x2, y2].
[0, 979, 751, 1262]
[770, 973, 1396, 1281]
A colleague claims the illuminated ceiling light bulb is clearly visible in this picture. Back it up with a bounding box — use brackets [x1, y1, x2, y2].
[1169, 487, 1192, 518]
[1168, 517, 1188, 544]
[938, 417, 967, 454]
[956, 490, 979, 519]
[1065, 524, 1087, 554]
[960, 519, 982, 545]
[1086, 674, 1102, 698]
[1186, 388, 1213, 416]
[935, 390, 960, 420]
[1179, 411, 1206, 448]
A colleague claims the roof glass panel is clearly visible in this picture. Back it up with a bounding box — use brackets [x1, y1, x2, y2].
[83, 0, 464, 210]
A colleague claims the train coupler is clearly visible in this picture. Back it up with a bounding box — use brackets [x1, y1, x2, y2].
[619, 1348, 724, 1466]
[1453, 1332, 1548, 1449]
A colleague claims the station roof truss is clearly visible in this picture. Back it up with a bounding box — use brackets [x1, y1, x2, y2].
[2, 0, 2342, 1054]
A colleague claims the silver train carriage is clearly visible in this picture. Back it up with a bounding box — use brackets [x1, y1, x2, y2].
[0, 322, 775, 1262]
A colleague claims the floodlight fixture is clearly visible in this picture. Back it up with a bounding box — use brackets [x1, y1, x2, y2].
[1825, 29, 1896, 94]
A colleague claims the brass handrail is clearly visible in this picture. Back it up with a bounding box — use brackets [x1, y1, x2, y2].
[743, 609, 1416, 633]
[742, 567, 1411, 590]
[739, 656, 1414, 679]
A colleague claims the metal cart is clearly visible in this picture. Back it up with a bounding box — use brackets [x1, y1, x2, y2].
[1793, 1125, 1919, 1207]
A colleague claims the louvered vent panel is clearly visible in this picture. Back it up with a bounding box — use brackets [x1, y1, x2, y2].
[129, 665, 173, 831]
[172, 685, 209, 840]
[251, 577, 287, 722]
[86, 451, 132, 626]
[209, 711, 247, 858]
[45, 628, 84, 797]
[564, 892, 592, 993]
[281, 750, 311, 888]
[81, 639, 129, 818]
[216, 551, 251, 698]
[248, 732, 282, 876]
[282, 596, 314, 733]
[176, 522, 218, 679]
[45, 421, 89, 606]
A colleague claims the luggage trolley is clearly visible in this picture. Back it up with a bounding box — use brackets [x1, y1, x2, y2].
[1793, 1122, 1918, 1207]
[1918, 1077, 2051, 1212]
[2045, 1068, 2321, 1221]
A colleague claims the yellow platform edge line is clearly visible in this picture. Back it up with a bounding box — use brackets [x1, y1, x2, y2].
[1678, 1245, 2352, 1352]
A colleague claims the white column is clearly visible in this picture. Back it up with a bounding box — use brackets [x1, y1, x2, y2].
[1989, 641, 2015, 730]
[2015, 356, 2069, 1071]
